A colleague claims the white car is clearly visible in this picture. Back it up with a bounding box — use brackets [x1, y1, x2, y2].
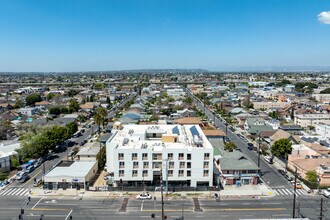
[264, 156, 273, 164]
[323, 188, 330, 198]
[136, 193, 152, 200]
[15, 171, 26, 180]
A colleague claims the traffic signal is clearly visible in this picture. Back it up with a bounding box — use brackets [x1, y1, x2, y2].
[18, 214, 22, 220]
[151, 213, 155, 218]
[69, 216, 72, 220]
[20, 208, 24, 214]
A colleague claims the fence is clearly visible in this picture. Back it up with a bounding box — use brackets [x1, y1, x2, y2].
[92, 186, 219, 192]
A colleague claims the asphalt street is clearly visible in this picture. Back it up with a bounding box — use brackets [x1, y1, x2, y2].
[186, 89, 292, 189]
[0, 195, 328, 220]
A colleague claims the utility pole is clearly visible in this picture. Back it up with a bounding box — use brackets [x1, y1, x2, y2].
[165, 159, 169, 195]
[292, 166, 297, 218]
[160, 170, 165, 220]
[257, 132, 261, 168]
[319, 197, 324, 220]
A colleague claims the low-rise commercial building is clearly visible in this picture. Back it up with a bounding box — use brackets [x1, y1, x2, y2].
[44, 161, 98, 190]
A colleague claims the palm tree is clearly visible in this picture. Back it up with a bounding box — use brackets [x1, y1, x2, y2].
[94, 107, 107, 135]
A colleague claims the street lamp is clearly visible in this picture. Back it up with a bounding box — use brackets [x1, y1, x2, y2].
[256, 130, 261, 168]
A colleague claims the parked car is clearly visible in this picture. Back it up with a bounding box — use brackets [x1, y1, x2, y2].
[292, 181, 302, 189]
[34, 158, 43, 168]
[18, 173, 29, 183]
[16, 171, 27, 180]
[278, 169, 286, 176]
[264, 156, 273, 164]
[137, 193, 152, 200]
[285, 174, 293, 181]
[33, 178, 43, 187]
[322, 188, 330, 198]
[25, 165, 35, 173]
[247, 143, 254, 150]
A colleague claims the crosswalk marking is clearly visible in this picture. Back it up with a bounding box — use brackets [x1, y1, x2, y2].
[274, 188, 306, 196]
[0, 188, 31, 197]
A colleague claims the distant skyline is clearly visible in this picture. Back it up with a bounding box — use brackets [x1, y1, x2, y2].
[0, 0, 329, 72]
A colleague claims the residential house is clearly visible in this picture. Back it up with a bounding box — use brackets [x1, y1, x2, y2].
[216, 151, 259, 186]
[244, 118, 274, 135]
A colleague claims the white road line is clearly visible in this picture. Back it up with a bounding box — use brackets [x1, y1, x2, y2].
[296, 190, 301, 195]
[64, 210, 73, 220]
[13, 188, 25, 196]
[284, 189, 292, 195]
[19, 189, 30, 196]
[0, 189, 8, 195]
[281, 189, 287, 195]
[275, 189, 282, 195]
[1, 188, 12, 195]
[5, 188, 18, 196]
[141, 200, 144, 211]
[32, 197, 43, 209]
[9, 188, 22, 196]
[23, 189, 30, 196]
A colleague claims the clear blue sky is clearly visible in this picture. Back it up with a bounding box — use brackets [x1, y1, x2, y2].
[0, 0, 329, 72]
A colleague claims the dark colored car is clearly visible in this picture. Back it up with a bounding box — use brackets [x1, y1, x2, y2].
[247, 143, 254, 150]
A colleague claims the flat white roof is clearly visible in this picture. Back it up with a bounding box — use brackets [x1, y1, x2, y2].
[45, 161, 96, 178]
[109, 124, 212, 150]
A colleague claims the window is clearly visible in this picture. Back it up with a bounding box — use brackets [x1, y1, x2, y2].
[153, 153, 162, 160]
[179, 162, 185, 169]
[119, 170, 124, 177]
[143, 170, 148, 177]
[203, 161, 209, 168]
[204, 153, 210, 160]
[143, 162, 149, 169]
[187, 170, 191, 177]
[179, 170, 184, 177]
[153, 162, 162, 169]
[118, 153, 124, 160]
[169, 161, 174, 169]
[179, 153, 184, 160]
[168, 153, 173, 160]
[203, 170, 209, 177]
[132, 170, 138, 177]
[142, 153, 148, 160]
[187, 162, 191, 169]
[187, 154, 191, 160]
[168, 170, 173, 177]
[133, 162, 139, 169]
[132, 153, 138, 160]
[119, 162, 125, 168]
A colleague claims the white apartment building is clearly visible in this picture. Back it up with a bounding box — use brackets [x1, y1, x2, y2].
[315, 124, 330, 138]
[294, 114, 330, 128]
[312, 94, 330, 103]
[166, 88, 186, 99]
[252, 101, 289, 110]
[106, 124, 213, 187]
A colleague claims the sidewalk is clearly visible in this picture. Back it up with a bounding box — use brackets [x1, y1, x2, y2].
[29, 183, 275, 199]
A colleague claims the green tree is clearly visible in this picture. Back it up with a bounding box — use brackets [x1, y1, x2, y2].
[268, 111, 280, 119]
[49, 106, 62, 115]
[224, 141, 237, 152]
[46, 93, 56, 101]
[96, 146, 106, 169]
[270, 138, 292, 159]
[94, 107, 107, 134]
[184, 97, 193, 104]
[26, 94, 42, 106]
[0, 169, 8, 181]
[320, 88, 330, 94]
[68, 99, 80, 113]
[306, 170, 318, 186]
[10, 156, 20, 169]
[13, 99, 23, 109]
[66, 122, 78, 136]
[67, 89, 79, 97]
[0, 120, 14, 140]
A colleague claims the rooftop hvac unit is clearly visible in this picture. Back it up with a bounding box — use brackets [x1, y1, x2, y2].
[122, 138, 129, 145]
